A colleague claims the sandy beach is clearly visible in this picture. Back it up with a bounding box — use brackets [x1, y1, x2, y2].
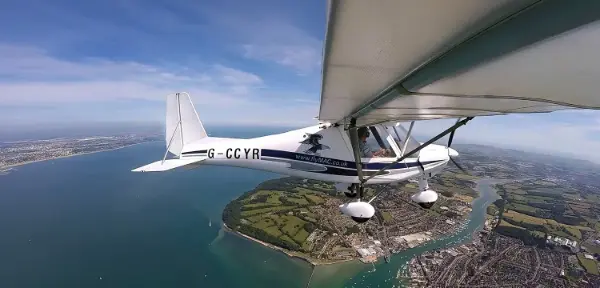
[222, 224, 356, 267]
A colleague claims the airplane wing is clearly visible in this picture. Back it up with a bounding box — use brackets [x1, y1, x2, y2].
[132, 158, 206, 172]
[318, 1, 600, 126]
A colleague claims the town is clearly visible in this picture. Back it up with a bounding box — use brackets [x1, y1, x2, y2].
[222, 170, 478, 265]
[402, 144, 600, 287]
[0, 133, 161, 172]
[407, 230, 600, 287]
[223, 143, 600, 287]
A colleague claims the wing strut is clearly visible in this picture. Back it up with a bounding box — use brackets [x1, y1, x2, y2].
[348, 118, 366, 199]
[363, 117, 474, 183]
[163, 120, 181, 164]
[399, 121, 415, 157]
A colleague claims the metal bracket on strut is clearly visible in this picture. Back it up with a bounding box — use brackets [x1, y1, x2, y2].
[418, 176, 429, 192]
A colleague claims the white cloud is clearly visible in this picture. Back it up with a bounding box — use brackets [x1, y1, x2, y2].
[243, 43, 321, 74]
[213, 64, 263, 85]
[0, 44, 318, 126]
[229, 19, 322, 74]
[0, 44, 260, 104]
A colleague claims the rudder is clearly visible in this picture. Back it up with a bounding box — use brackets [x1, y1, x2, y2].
[165, 92, 207, 156]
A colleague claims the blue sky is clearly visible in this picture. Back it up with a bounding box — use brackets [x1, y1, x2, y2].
[1, 0, 600, 162]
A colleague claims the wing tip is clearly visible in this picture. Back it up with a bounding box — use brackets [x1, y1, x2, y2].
[131, 158, 205, 172]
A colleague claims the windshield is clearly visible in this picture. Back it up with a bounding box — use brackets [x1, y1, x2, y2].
[385, 123, 420, 158]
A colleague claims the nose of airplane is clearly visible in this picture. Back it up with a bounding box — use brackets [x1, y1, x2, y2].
[448, 148, 459, 158]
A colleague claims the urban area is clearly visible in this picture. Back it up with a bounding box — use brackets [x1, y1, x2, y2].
[223, 144, 600, 287]
[0, 133, 160, 173]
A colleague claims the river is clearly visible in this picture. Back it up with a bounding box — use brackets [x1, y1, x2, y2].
[308, 178, 503, 288]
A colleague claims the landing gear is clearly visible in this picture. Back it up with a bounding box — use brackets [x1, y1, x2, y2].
[339, 185, 374, 223]
[339, 117, 473, 220]
[338, 183, 358, 198]
[338, 140, 374, 222]
[411, 176, 438, 209]
[335, 183, 360, 198]
[339, 120, 376, 223]
[346, 183, 364, 199]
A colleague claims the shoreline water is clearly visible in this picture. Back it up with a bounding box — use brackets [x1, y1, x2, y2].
[0, 141, 154, 172]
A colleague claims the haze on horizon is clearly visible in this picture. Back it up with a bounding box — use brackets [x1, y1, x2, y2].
[2, 0, 600, 163]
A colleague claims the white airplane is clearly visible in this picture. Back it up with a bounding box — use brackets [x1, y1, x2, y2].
[133, 1, 600, 223]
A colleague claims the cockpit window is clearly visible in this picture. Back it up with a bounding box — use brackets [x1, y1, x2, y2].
[354, 126, 396, 158]
[384, 123, 420, 158]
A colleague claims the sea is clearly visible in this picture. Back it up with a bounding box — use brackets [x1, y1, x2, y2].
[0, 127, 500, 288]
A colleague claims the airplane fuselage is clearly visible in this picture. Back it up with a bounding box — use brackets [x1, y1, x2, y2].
[178, 124, 451, 184]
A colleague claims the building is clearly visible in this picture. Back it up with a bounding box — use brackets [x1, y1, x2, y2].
[357, 248, 371, 257]
[546, 235, 577, 248]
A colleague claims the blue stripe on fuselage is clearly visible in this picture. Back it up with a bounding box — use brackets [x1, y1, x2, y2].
[260, 149, 440, 170]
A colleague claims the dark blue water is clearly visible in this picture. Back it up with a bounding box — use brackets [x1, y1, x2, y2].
[0, 127, 314, 288]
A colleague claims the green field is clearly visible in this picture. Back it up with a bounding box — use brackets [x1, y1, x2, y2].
[506, 202, 538, 214]
[294, 229, 310, 243]
[280, 215, 307, 235]
[577, 253, 599, 275]
[305, 194, 324, 204]
[267, 192, 283, 204]
[244, 203, 277, 209]
[498, 219, 526, 230]
[501, 210, 588, 240]
[240, 206, 296, 217]
[382, 211, 393, 223]
[583, 244, 600, 255]
[264, 225, 283, 237]
[222, 177, 334, 254]
[253, 218, 276, 229]
[286, 196, 309, 205]
[494, 180, 600, 244]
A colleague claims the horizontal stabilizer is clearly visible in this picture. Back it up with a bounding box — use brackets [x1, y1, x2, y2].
[132, 158, 205, 172]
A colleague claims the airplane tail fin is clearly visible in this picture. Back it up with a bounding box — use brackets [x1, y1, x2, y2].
[165, 92, 207, 157]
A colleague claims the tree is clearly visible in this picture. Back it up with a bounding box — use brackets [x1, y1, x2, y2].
[304, 222, 315, 233]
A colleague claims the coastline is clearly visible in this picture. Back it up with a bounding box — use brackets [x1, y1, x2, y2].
[223, 177, 492, 269]
[0, 141, 154, 172]
[222, 223, 356, 267]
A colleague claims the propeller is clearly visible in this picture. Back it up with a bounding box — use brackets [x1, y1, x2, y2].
[449, 155, 468, 174]
[447, 118, 469, 174]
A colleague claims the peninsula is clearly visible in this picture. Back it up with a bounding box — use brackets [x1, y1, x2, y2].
[222, 170, 479, 265]
[0, 133, 161, 173]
